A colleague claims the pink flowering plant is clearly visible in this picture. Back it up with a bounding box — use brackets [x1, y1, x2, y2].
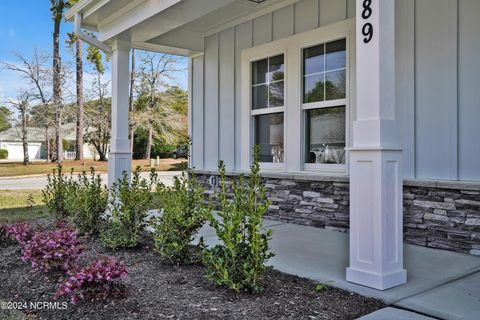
[21, 224, 84, 272]
[4, 222, 33, 246]
[56, 256, 129, 304]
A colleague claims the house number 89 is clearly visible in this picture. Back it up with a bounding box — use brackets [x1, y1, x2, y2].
[361, 0, 373, 43]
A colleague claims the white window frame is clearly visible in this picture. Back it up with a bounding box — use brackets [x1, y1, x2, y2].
[241, 19, 355, 174]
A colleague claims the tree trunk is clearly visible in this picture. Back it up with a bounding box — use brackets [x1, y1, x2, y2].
[144, 124, 153, 159]
[75, 38, 84, 163]
[45, 126, 50, 163]
[21, 102, 29, 165]
[129, 48, 135, 153]
[53, 8, 63, 163]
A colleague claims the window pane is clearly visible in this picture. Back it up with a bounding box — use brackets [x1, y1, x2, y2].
[325, 70, 346, 100]
[269, 55, 284, 81]
[254, 113, 284, 163]
[269, 81, 284, 107]
[304, 74, 325, 103]
[252, 84, 268, 110]
[304, 44, 324, 75]
[326, 39, 346, 71]
[305, 107, 346, 164]
[252, 58, 268, 85]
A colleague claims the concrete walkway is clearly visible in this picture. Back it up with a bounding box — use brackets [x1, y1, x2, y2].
[197, 220, 480, 320]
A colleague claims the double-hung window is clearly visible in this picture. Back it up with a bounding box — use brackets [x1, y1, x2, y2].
[241, 19, 353, 173]
[251, 54, 285, 164]
[303, 39, 347, 167]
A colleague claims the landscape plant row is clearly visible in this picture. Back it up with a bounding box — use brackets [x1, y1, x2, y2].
[0, 145, 275, 306]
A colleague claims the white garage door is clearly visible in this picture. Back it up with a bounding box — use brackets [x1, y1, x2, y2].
[3, 143, 41, 160]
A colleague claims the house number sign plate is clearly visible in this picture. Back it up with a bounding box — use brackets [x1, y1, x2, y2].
[361, 0, 373, 43]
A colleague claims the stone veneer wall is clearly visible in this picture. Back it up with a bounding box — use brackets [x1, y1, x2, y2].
[194, 170, 480, 256]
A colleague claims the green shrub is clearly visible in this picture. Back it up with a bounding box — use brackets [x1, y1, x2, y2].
[66, 168, 108, 235]
[202, 145, 274, 293]
[0, 149, 8, 159]
[151, 171, 211, 264]
[101, 167, 157, 249]
[42, 165, 75, 220]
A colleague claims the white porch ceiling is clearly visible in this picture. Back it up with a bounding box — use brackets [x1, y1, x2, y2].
[66, 0, 295, 56]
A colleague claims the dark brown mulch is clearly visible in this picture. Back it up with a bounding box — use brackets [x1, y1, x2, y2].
[0, 220, 386, 320]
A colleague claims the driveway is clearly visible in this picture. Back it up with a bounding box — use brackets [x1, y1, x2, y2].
[0, 171, 182, 190]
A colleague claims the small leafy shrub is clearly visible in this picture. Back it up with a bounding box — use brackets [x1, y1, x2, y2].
[43, 165, 75, 220]
[0, 148, 8, 159]
[66, 168, 108, 235]
[56, 256, 128, 304]
[4, 222, 33, 246]
[202, 145, 274, 293]
[0, 224, 14, 247]
[21, 224, 83, 272]
[101, 168, 157, 249]
[152, 171, 211, 264]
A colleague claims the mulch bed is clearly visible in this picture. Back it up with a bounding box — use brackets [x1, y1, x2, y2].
[0, 220, 386, 320]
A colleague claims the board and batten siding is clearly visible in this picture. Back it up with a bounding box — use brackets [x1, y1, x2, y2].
[190, 0, 480, 181]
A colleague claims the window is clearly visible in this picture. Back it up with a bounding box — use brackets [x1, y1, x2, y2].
[241, 19, 353, 173]
[251, 54, 285, 163]
[303, 39, 346, 165]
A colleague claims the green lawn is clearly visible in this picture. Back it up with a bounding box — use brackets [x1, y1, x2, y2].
[0, 159, 186, 178]
[0, 190, 47, 223]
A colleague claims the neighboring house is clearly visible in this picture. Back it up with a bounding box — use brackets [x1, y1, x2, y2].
[0, 124, 98, 161]
[67, 0, 480, 291]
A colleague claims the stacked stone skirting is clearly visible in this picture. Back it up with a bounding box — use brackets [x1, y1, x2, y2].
[194, 170, 480, 256]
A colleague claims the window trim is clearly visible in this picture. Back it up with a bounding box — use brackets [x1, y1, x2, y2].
[241, 18, 355, 174]
[245, 49, 287, 171]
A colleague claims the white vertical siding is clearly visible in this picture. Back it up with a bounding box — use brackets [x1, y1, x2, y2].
[234, 21, 253, 170]
[273, 5, 294, 41]
[319, 0, 346, 26]
[253, 13, 273, 46]
[191, 55, 204, 169]
[395, 0, 415, 179]
[218, 28, 235, 168]
[189, 0, 480, 181]
[415, 0, 458, 180]
[203, 34, 219, 169]
[295, 0, 319, 33]
[458, 0, 480, 181]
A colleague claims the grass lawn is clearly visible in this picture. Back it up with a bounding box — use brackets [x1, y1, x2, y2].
[0, 190, 47, 223]
[0, 159, 186, 178]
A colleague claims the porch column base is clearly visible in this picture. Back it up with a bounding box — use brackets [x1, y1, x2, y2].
[346, 267, 406, 291]
[107, 151, 132, 188]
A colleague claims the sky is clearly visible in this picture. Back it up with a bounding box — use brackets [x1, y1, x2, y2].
[0, 0, 188, 107]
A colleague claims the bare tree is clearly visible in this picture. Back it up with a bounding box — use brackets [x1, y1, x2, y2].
[84, 67, 111, 161]
[50, 0, 69, 163]
[129, 48, 136, 153]
[74, 37, 84, 162]
[8, 93, 32, 165]
[1, 50, 53, 162]
[135, 53, 184, 159]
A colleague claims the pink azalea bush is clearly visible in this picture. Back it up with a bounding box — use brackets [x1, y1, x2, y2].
[21, 224, 83, 272]
[56, 256, 129, 304]
[4, 222, 33, 246]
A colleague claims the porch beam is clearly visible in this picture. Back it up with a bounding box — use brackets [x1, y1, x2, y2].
[346, 0, 407, 290]
[108, 40, 132, 188]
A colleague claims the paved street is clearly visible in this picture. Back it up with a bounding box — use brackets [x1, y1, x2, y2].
[0, 171, 182, 190]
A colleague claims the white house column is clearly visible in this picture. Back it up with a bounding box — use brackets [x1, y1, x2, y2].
[346, 0, 407, 290]
[108, 40, 132, 188]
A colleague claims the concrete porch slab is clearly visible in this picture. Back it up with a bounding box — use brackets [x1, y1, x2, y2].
[198, 220, 480, 306]
[395, 272, 480, 320]
[357, 307, 437, 320]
